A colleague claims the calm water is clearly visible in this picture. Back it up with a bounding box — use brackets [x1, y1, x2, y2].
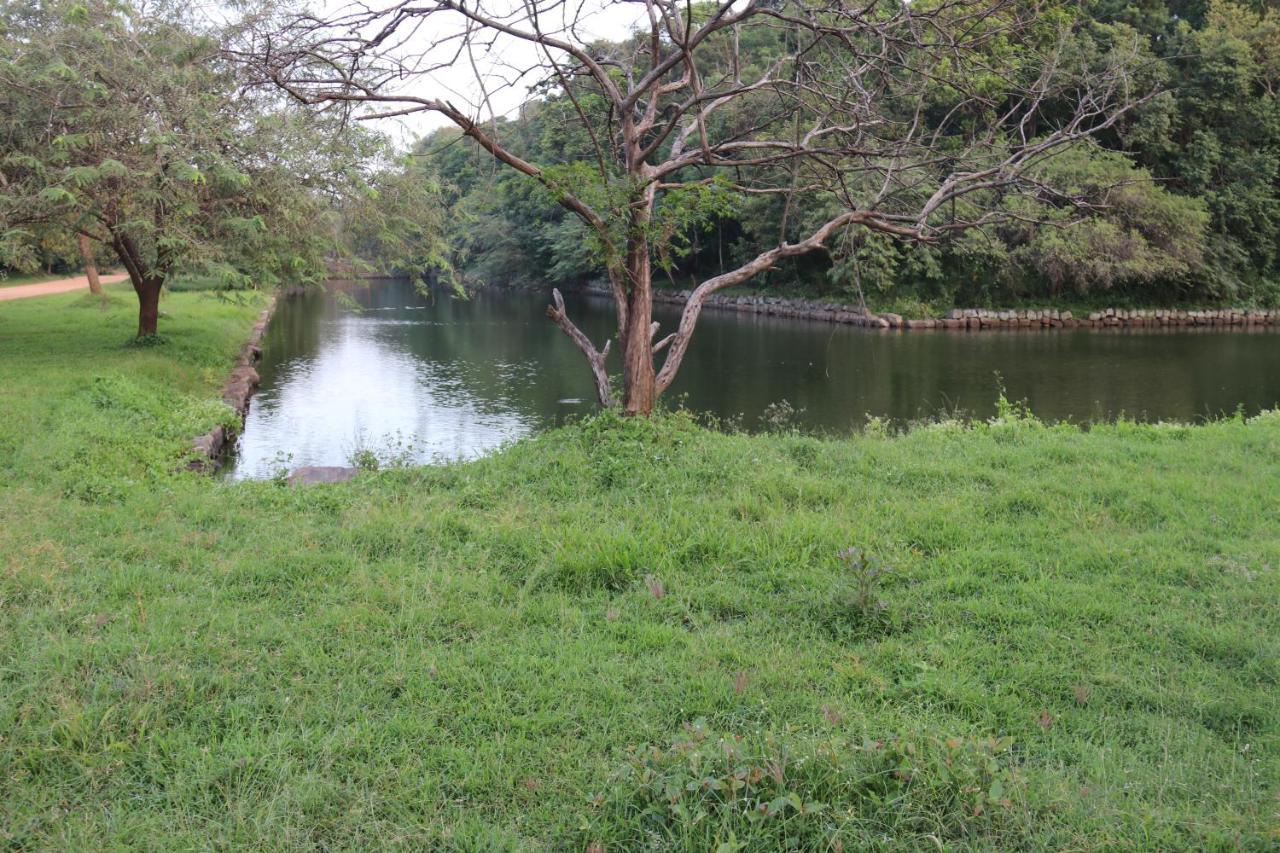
[226, 279, 1280, 477]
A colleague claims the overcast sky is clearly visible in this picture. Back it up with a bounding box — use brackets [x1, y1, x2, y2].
[334, 0, 649, 146]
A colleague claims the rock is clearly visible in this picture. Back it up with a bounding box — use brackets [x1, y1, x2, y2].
[288, 466, 361, 486]
[222, 381, 252, 414]
[881, 312, 903, 328]
[189, 426, 226, 467]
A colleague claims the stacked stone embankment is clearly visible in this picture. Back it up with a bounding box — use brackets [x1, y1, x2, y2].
[576, 282, 1278, 331]
[930, 307, 1280, 330]
[189, 297, 276, 470]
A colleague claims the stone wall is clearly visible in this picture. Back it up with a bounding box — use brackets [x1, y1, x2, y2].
[574, 281, 1280, 331]
[188, 296, 276, 471]
[645, 286, 892, 327]
[931, 307, 1280, 330]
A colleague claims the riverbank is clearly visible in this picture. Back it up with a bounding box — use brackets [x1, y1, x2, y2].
[189, 295, 277, 470]
[546, 280, 1280, 331]
[1, 291, 1276, 848]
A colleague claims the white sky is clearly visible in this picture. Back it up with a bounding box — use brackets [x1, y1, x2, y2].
[325, 0, 649, 146]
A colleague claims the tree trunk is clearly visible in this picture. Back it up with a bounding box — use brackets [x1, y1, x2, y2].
[110, 231, 164, 337]
[134, 276, 163, 337]
[77, 233, 102, 296]
[620, 241, 656, 416]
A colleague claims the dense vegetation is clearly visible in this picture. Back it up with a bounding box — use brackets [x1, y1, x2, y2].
[0, 0, 446, 335]
[420, 0, 1280, 311]
[1, 286, 1276, 848]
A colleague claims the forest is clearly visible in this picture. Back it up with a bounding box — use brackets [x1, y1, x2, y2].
[419, 0, 1279, 311]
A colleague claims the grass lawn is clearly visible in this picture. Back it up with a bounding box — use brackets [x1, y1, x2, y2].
[1, 271, 71, 287]
[0, 288, 1277, 849]
[0, 269, 123, 288]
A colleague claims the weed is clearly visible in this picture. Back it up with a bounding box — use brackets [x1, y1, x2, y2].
[581, 721, 1027, 849]
[346, 429, 423, 471]
[761, 399, 805, 433]
[820, 547, 897, 639]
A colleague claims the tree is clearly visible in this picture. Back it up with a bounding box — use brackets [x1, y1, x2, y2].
[1160, 1, 1280, 299]
[247, 0, 1148, 414]
[77, 232, 103, 296]
[0, 0, 371, 336]
[331, 155, 454, 282]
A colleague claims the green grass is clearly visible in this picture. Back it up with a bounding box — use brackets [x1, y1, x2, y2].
[0, 270, 71, 287]
[1, 289, 1277, 849]
[0, 269, 123, 288]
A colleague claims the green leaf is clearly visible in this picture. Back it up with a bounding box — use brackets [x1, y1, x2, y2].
[37, 186, 76, 204]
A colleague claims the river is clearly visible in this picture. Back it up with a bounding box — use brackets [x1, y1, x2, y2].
[225, 278, 1280, 478]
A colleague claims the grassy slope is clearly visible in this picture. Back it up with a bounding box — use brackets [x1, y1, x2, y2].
[0, 289, 1277, 849]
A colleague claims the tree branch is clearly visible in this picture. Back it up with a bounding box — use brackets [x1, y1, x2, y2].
[546, 288, 613, 407]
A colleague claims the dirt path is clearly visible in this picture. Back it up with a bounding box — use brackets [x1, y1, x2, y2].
[0, 273, 129, 302]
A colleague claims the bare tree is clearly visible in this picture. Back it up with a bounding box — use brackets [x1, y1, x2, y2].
[241, 0, 1148, 414]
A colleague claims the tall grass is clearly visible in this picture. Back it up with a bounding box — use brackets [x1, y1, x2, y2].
[0, 288, 1276, 848]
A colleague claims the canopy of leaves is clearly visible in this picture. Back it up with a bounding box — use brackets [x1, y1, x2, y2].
[416, 0, 1277, 307]
[0, 0, 422, 291]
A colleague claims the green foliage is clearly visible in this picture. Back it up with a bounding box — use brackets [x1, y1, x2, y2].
[1004, 143, 1211, 296]
[335, 157, 454, 284]
[831, 547, 894, 635]
[650, 177, 738, 274]
[415, 0, 1279, 308]
[0, 0, 409, 318]
[585, 722, 1023, 850]
[0, 285, 259, 498]
[1117, 0, 1280, 301]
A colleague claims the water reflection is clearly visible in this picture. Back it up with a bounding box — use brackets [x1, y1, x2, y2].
[226, 279, 1280, 477]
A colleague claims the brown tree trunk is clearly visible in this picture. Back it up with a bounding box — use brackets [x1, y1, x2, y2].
[77, 233, 102, 296]
[134, 277, 163, 337]
[110, 231, 164, 337]
[620, 240, 656, 416]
